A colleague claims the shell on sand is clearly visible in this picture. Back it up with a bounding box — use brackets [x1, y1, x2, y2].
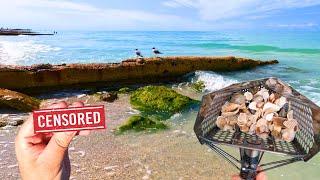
[282, 129, 295, 142]
[230, 93, 246, 105]
[244, 92, 253, 101]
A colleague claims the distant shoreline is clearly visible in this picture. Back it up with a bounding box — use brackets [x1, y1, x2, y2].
[0, 28, 54, 36]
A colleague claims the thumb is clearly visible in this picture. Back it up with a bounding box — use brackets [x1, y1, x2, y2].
[39, 131, 76, 167]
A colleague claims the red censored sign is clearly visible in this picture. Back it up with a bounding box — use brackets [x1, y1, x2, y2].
[33, 105, 106, 133]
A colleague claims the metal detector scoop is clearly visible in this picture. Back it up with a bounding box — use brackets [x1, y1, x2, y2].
[194, 77, 320, 180]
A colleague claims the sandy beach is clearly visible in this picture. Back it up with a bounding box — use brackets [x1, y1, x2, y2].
[0, 91, 236, 180]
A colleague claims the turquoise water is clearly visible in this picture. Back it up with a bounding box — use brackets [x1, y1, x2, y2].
[0, 31, 319, 104]
[0, 31, 320, 179]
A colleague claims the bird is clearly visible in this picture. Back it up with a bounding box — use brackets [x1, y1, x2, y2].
[152, 47, 162, 57]
[135, 49, 143, 58]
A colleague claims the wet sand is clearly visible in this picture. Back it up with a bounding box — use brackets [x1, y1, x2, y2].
[0, 93, 234, 180]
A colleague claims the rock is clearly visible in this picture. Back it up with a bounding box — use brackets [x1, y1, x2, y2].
[100, 92, 118, 102]
[136, 58, 145, 64]
[0, 56, 278, 92]
[30, 63, 53, 71]
[130, 86, 194, 115]
[117, 115, 167, 133]
[0, 119, 6, 127]
[0, 88, 40, 112]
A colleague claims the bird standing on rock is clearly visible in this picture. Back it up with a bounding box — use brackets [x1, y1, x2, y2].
[135, 49, 143, 58]
[152, 47, 162, 57]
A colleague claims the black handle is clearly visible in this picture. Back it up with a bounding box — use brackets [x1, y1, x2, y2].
[239, 149, 260, 180]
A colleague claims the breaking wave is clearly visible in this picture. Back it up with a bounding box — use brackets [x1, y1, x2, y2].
[192, 71, 238, 92]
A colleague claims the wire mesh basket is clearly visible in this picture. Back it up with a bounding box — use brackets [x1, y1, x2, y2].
[194, 77, 320, 179]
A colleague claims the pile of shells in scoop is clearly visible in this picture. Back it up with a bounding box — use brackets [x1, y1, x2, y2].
[216, 87, 299, 142]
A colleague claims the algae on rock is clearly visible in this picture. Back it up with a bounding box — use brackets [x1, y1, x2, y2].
[118, 115, 167, 133]
[130, 86, 193, 114]
[191, 81, 205, 92]
[0, 88, 41, 112]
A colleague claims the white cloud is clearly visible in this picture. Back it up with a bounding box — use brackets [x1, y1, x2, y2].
[0, 0, 194, 30]
[163, 0, 320, 21]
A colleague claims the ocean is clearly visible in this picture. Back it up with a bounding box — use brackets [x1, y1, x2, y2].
[0, 30, 320, 179]
[0, 30, 319, 105]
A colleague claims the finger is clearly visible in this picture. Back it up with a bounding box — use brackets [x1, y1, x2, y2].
[78, 130, 91, 136]
[39, 131, 77, 167]
[256, 171, 268, 180]
[231, 175, 241, 180]
[46, 101, 68, 109]
[69, 101, 84, 107]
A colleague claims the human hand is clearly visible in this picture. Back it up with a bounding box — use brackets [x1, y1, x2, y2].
[15, 101, 90, 180]
[231, 168, 267, 180]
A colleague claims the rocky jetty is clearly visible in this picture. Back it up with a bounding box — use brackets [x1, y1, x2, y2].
[0, 56, 278, 92]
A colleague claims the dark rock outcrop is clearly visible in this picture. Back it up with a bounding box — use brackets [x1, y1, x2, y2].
[0, 88, 41, 111]
[0, 56, 278, 92]
[100, 92, 118, 102]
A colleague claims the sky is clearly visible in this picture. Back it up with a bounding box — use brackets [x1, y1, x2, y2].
[0, 0, 319, 31]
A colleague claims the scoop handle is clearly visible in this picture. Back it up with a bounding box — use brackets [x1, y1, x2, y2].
[239, 148, 260, 180]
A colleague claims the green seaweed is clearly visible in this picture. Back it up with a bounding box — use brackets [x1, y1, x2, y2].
[117, 115, 167, 133]
[130, 86, 192, 115]
[191, 81, 205, 92]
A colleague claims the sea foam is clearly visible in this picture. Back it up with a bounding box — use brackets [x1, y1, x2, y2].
[192, 71, 237, 92]
[0, 40, 60, 65]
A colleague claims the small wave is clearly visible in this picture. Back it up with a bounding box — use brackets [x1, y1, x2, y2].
[193, 43, 320, 55]
[0, 40, 61, 65]
[192, 71, 237, 92]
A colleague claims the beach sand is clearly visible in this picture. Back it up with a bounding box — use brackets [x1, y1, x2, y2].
[0, 93, 234, 180]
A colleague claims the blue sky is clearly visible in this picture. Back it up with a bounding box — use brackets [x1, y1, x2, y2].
[0, 0, 319, 30]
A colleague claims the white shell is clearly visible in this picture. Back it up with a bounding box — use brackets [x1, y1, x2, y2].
[265, 113, 274, 121]
[244, 92, 253, 101]
[282, 129, 295, 142]
[275, 96, 287, 108]
[287, 110, 294, 120]
[248, 102, 258, 110]
[263, 102, 281, 114]
[237, 113, 248, 126]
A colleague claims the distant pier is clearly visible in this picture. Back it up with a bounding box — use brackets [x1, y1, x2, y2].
[0, 28, 54, 36]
